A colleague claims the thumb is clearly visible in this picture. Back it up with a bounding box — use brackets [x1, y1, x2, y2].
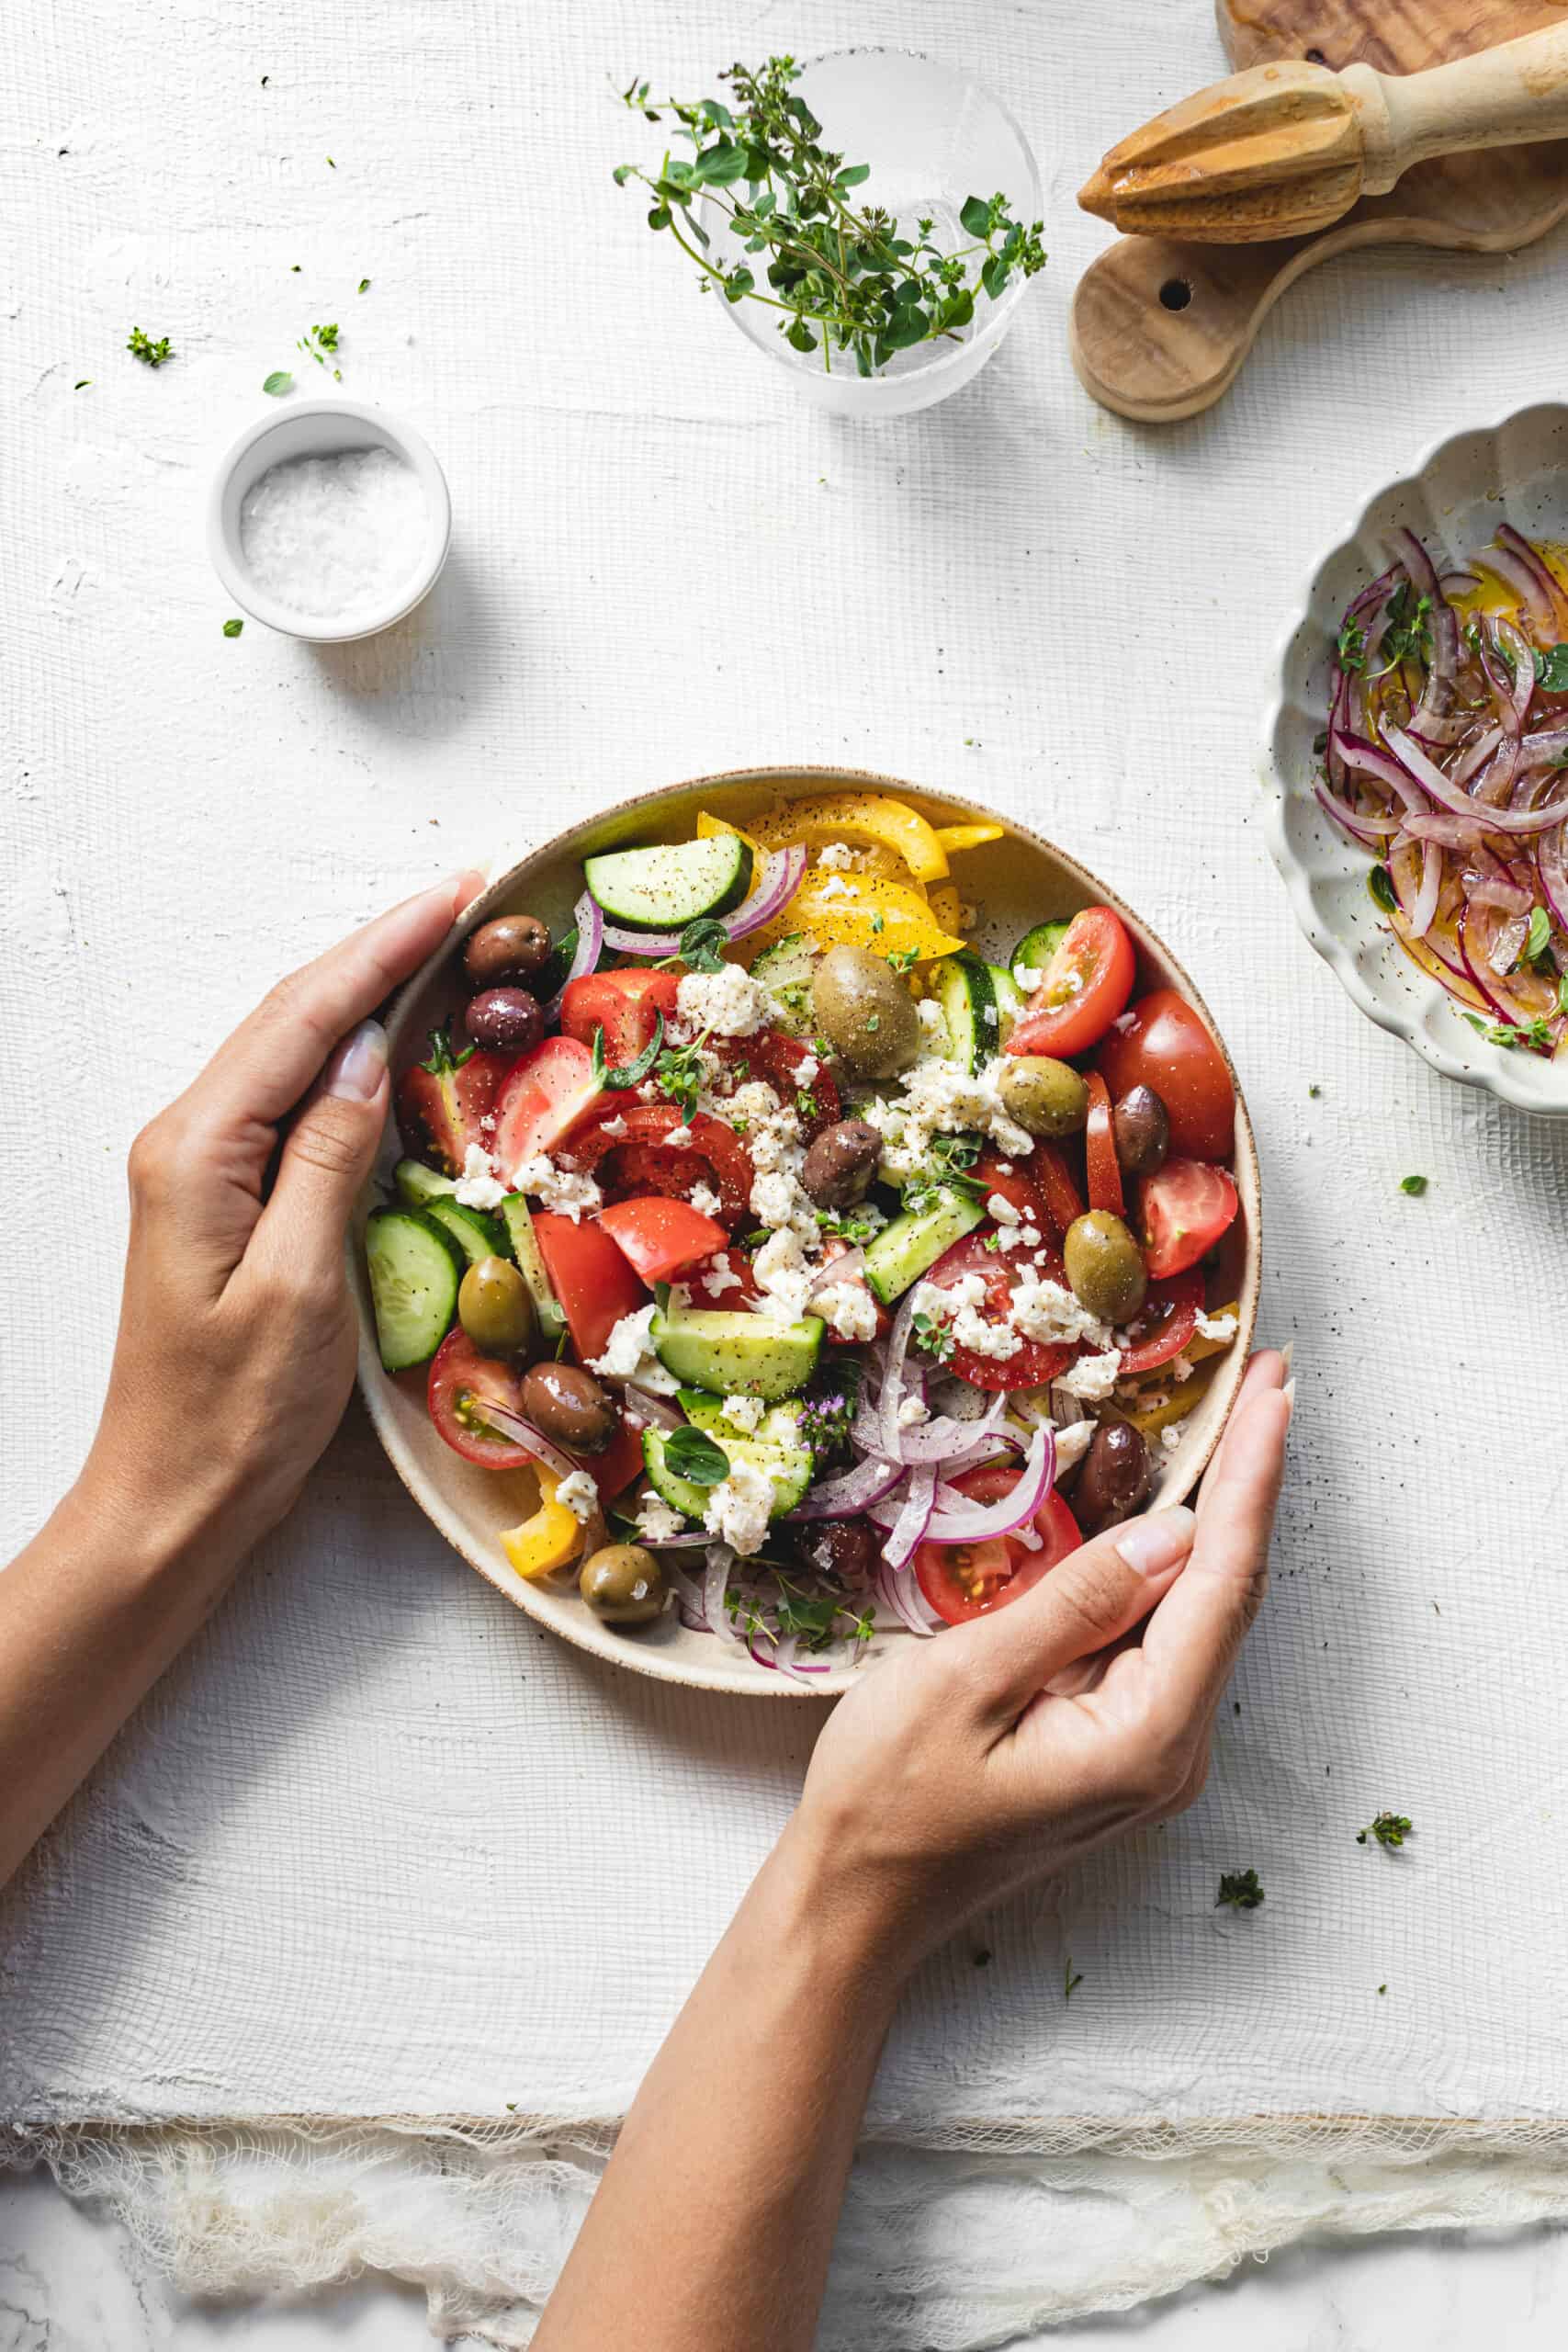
[252, 1019, 390, 1288]
[949, 1505, 1199, 1726]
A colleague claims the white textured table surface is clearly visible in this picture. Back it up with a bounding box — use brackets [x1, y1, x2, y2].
[6, 0, 1568, 2342]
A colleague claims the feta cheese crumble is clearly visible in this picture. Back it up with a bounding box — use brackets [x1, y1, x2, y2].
[1160, 1425, 1184, 1454]
[1010, 1277, 1114, 1351]
[453, 1144, 509, 1211]
[675, 963, 770, 1038]
[703, 1455, 776, 1557]
[689, 1182, 723, 1220]
[636, 1496, 690, 1544]
[1195, 1310, 1238, 1343]
[897, 1395, 931, 1429]
[722, 1394, 764, 1435]
[1054, 1348, 1122, 1402]
[590, 1304, 679, 1394]
[555, 1470, 601, 1525]
[816, 841, 856, 870]
[512, 1153, 602, 1222]
[814, 1279, 880, 1343]
[863, 1053, 1033, 1179]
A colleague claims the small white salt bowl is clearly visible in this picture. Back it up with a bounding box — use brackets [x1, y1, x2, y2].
[208, 396, 451, 644]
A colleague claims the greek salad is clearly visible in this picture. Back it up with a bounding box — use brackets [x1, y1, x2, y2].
[365, 791, 1243, 1679]
[1319, 524, 1568, 1056]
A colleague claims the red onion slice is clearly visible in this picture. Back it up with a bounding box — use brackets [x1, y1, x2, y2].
[882, 1463, 937, 1570]
[467, 1400, 582, 1488]
[1495, 525, 1566, 633]
[805, 1246, 866, 1300]
[787, 1454, 908, 1522]
[879, 1283, 922, 1461]
[1314, 779, 1403, 842]
[1538, 823, 1568, 933]
[895, 1389, 1012, 1465]
[704, 1544, 741, 1644]
[921, 1427, 1056, 1545]
[1332, 729, 1427, 812]
[598, 845, 809, 958]
[1482, 544, 1554, 637]
[543, 891, 604, 1021]
[624, 1385, 683, 1431]
[1521, 728, 1568, 769]
[874, 1558, 940, 1637]
[1384, 725, 1568, 838]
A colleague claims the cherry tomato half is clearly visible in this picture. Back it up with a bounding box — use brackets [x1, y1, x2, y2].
[596, 1195, 728, 1284]
[1006, 907, 1135, 1061]
[1083, 1071, 1124, 1216]
[713, 1030, 841, 1135]
[1095, 989, 1235, 1163]
[1139, 1159, 1239, 1281]
[1116, 1269, 1203, 1376]
[491, 1036, 608, 1176]
[427, 1330, 530, 1469]
[396, 1045, 512, 1176]
[918, 1228, 1073, 1393]
[560, 969, 681, 1069]
[914, 1462, 1083, 1624]
[564, 1104, 754, 1225]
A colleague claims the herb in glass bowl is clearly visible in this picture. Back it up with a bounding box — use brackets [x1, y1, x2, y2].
[615, 55, 1045, 379]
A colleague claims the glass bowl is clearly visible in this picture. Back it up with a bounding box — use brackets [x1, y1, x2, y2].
[700, 48, 1043, 419]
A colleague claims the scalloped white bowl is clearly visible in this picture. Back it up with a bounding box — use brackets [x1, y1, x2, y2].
[1263, 401, 1568, 1119]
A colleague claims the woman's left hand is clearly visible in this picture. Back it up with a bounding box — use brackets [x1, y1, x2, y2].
[83, 869, 484, 1566]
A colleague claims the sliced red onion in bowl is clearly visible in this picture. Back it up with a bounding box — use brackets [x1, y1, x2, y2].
[1383, 725, 1568, 838]
[787, 1453, 908, 1521]
[543, 890, 604, 1021]
[1481, 545, 1554, 637]
[882, 1463, 938, 1571]
[922, 1426, 1056, 1544]
[598, 844, 809, 958]
[1539, 823, 1568, 933]
[1495, 524, 1566, 631]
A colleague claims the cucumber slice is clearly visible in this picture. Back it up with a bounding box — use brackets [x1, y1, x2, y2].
[365, 1208, 463, 1372]
[423, 1195, 509, 1267]
[642, 1427, 814, 1523]
[393, 1157, 457, 1211]
[651, 1306, 823, 1399]
[1011, 921, 1070, 992]
[501, 1193, 568, 1340]
[931, 955, 998, 1073]
[988, 964, 1024, 1046]
[584, 835, 752, 931]
[863, 1186, 987, 1306]
[750, 933, 818, 1040]
[678, 1390, 809, 1449]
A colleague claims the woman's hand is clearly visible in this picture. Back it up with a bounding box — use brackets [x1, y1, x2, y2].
[0, 871, 480, 1887]
[535, 1353, 1292, 2352]
[789, 1350, 1292, 1966]
[83, 870, 484, 1566]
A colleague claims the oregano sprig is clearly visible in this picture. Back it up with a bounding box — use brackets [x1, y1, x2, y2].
[615, 56, 1045, 379]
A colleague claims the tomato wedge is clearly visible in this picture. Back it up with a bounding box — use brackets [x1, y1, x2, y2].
[560, 969, 680, 1068]
[1006, 907, 1135, 1061]
[596, 1195, 728, 1284]
[564, 1103, 754, 1225]
[688, 1244, 762, 1307]
[427, 1331, 530, 1469]
[1095, 989, 1235, 1162]
[1139, 1159, 1239, 1280]
[914, 1463, 1082, 1624]
[972, 1149, 1047, 1231]
[396, 1038, 513, 1175]
[918, 1229, 1073, 1392]
[533, 1213, 649, 1364]
[1083, 1071, 1123, 1216]
[492, 1036, 609, 1177]
[1116, 1270, 1203, 1375]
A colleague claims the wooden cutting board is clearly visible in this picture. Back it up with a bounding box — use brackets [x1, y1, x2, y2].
[1070, 0, 1568, 422]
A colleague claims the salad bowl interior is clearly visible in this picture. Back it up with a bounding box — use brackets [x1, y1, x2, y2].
[353, 767, 1261, 1698]
[1264, 401, 1568, 1117]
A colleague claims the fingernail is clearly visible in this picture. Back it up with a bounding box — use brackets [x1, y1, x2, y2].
[446, 865, 490, 913]
[1280, 1339, 1294, 1375]
[1115, 1506, 1197, 1578]
[1281, 1376, 1296, 1422]
[323, 1019, 388, 1102]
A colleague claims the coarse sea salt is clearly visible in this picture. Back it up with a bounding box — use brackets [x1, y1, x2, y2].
[239, 446, 428, 620]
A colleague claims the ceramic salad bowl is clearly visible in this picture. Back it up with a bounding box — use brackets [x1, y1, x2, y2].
[352, 767, 1262, 1699]
[1264, 401, 1568, 1117]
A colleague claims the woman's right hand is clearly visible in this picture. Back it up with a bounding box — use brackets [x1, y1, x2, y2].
[789, 1350, 1292, 1965]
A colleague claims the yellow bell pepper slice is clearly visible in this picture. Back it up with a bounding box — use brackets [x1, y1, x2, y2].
[933, 822, 1004, 854]
[749, 792, 951, 883]
[1185, 1301, 1241, 1366]
[925, 881, 965, 936]
[1118, 1363, 1217, 1437]
[695, 808, 766, 858]
[500, 1468, 583, 1581]
[747, 870, 963, 966]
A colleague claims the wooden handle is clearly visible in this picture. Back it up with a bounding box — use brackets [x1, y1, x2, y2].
[1068, 235, 1310, 424]
[1351, 21, 1568, 189]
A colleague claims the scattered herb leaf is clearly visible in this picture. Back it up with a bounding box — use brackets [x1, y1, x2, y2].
[590, 1013, 665, 1092]
[127, 327, 173, 368]
[1399, 1174, 1427, 1196]
[1533, 643, 1568, 693]
[1357, 1812, 1413, 1849]
[262, 369, 293, 396]
[1367, 864, 1398, 915]
[1216, 1868, 1265, 1909]
[221, 617, 243, 638]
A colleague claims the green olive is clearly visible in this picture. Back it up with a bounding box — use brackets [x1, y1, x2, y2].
[810, 944, 921, 1079]
[1063, 1211, 1147, 1325]
[457, 1255, 536, 1357]
[579, 1544, 667, 1626]
[998, 1056, 1089, 1138]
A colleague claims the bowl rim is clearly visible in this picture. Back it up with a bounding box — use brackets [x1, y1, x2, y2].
[1259, 399, 1568, 1118]
[206, 394, 453, 644]
[355, 763, 1263, 1699]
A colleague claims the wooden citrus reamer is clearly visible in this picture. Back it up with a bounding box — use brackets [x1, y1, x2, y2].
[1070, 0, 1568, 424]
[1080, 19, 1568, 241]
